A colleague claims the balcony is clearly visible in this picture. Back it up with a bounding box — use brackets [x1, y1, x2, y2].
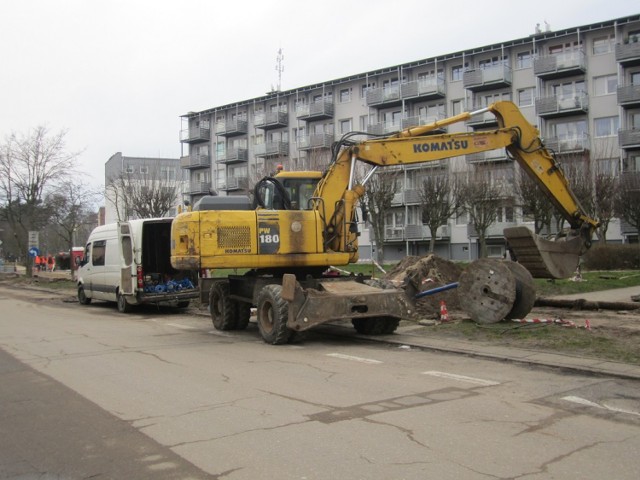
[189, 181, 212, 195]
[391, 189, 421, 206]
[617, 84, 640, 108]
[400, 78, 446, 102]
[401, 112, 447, 131]
[255, 141, 289, 158]
[297, 133, 333, 151]
[180, 154, 211, 169]
[619, 129, 640, 149]
[535, 93, 589, 118]
[219, 176, 248, 192]
[466, 149, 510, 164]
[255, 111, 288, 130]
[215, 119, 248, 137]
[465, 108, 499, 128]
[365, 85, 401, 108]
[216, 148, 248, 164]
[543, 134, 590, 154]
[367, 121, 402, 136]
[180, 126, 210, 144]
[463, 64, 512, 91]
[295, 100, 334, 121]
[616, 38, 640, 66]
[468, 222, 518, 238]
[533, 51, 586, 79]
[384, 226, 404, 241]
[405, 224, 449, 240]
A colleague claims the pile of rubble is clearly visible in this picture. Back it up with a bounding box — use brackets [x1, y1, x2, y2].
[383, 254, 463, 319]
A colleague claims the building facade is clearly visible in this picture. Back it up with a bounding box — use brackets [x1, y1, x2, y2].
[179, 14, 640, 262]
[104, 152, 184, 224]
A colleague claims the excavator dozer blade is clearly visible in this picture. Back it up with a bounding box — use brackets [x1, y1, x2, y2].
[504, 226, 582, 279]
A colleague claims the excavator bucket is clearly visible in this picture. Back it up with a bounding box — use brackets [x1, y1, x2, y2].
[504, 226, 583, 279]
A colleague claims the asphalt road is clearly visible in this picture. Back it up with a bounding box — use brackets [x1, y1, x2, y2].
[1, 285, 640, 479]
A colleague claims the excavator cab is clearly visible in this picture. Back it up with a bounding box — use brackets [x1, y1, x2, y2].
[254, 171, 322, 211]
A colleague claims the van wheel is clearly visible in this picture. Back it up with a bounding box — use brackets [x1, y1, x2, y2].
[209, 282, 237, 330]
[256, 285, 291, 345]
[78, 286, 91, 305]
[117, 292, 132, 313]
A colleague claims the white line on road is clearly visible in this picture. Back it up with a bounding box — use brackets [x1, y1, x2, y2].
[326, 353, 382, 364]
[562, 395, 640, 416]
[422, 371, 500, 386]
[166, 323, 197, 330]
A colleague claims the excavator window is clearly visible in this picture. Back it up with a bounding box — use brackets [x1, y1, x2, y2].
[281, 178, 319, 210]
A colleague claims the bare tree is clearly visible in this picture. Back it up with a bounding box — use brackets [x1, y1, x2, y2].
[0, 126, 79, 274]
[418, 169, 458, 252]
[594, 171, 617, 242]
[614, 172, 640, 239]
[106, 162, 182, 220]
[457, 168, 504, 258]
[362, 169, 399, 263]
[514, 166, 554, 234]
[46, 180, 101, 254]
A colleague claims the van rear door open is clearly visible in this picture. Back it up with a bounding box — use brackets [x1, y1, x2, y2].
[118, 222, 135, 295]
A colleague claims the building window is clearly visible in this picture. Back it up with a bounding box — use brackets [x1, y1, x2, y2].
[125, 165, 134, 174]
[593, 35, 615, 55]
[593, 75, 617, 96]
[359, 115, 370, 130]
[451, 65, 463, 82]
[517, 87, 535, 107]
[597, 158, 619, 176]
[594, 116, 619, 137]
[339, 118, 352, 134]
[623, 154, 640, 172]
[361, 83, 375, 99]
[339, 88, 351, 103]
[516, 51, 532, 69]
[451, 99, 463, 116]
[140, 166, 149, 174]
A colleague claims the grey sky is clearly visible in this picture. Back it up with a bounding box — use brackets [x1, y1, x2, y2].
[1, 0, 637, 191]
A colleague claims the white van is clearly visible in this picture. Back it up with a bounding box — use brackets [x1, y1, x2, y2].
[77, 218, 198, 313]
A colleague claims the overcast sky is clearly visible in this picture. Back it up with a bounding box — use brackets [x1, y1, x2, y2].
[1, 0, 637, 192]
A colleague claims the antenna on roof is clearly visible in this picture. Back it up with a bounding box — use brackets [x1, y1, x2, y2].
[275, 47, 284, 92]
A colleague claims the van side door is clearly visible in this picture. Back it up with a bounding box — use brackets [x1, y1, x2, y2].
[118, 222, 135, 295]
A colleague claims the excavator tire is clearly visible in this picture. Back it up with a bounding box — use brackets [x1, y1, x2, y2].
[352, 316, 400, 335]
[234, 301, 251, 330]
[210, 281, 237, 330]
[256, 284, 292, 345]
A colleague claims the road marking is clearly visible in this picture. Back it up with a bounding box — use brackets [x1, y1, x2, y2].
[326, 353, 382, 364]
[166, 323, 197, 330]
[422, 371, 500, 386]
[562, 395, 640, 416]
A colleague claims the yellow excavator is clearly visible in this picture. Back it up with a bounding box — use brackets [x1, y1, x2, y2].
[171, 101, 599, 343]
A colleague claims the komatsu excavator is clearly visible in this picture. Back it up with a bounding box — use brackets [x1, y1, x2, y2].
[171, 101, 599, 344]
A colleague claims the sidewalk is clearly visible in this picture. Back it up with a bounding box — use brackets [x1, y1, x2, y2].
[549, 286, 640, 303]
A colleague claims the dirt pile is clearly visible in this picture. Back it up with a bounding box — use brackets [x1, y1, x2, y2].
[384, 254, 462, 319]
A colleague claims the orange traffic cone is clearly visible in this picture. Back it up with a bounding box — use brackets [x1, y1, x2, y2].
[439, 300, 449, 322]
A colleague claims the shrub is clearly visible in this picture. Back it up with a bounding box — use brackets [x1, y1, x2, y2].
[582, 244, 640, 270]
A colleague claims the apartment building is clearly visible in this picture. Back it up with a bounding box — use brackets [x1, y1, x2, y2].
[104, 152, 184, 224]
[179, 14, 640, 262]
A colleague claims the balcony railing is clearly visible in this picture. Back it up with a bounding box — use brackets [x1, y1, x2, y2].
[180, 126, 211, 143]
[619, 129, 640, 149]
[533, 50, 586, 79]
[615, 39, 640, 66]
[367, 121, 402, 136]
[219, 176, 248, 192]
[254, 111, 288, 130]
[297, 133, 333, 150]
[391, 189, 421, 206]
[535, 93, 589, 118]
[400, 78, 446, 101]
[214, 119, 248, 137]
[216, 148, 248, 164]
[189, 181, 211, 195]
[295, 100, 334, 121]
[463, 64, 512, 91]
[617, 84, 640, 107]
[401, 112, 447, 130]
[544, 133, 590, 154]
[465, 108, 499, 127]
[254, 141, 289, 158]
[404, 224, 449, 240]
[180, 154, 211, 169]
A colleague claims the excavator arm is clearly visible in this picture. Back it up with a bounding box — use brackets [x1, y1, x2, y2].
[314, 101, 599, 278]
